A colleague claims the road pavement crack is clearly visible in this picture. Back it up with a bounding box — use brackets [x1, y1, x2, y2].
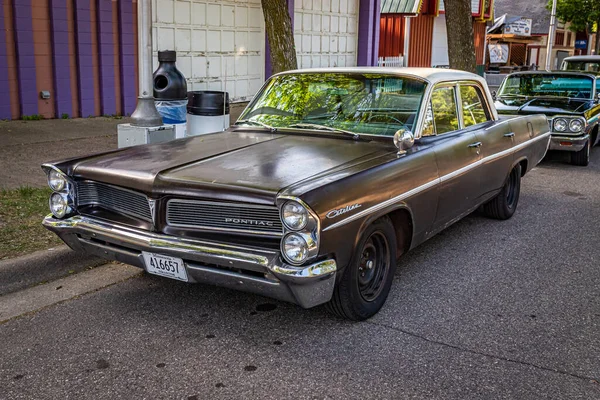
[368, 320, 598, 384]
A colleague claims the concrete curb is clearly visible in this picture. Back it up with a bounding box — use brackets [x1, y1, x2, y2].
[0, 245, 105, 297]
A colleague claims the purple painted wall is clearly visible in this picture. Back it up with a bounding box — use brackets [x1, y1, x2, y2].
[74, 0, 95, 117]
[118, 0, 135, 115]
[12, 0, 38, 116]
[49, 0, 73, 118]
[264, 0, 294, 79]
[97, 0, 116, 115]
[357, 0, 381, 67]
[0, 0, 11, 119]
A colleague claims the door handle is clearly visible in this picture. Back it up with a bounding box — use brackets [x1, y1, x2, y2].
[504, 132, 515, 138]
[468, 142, 482, 148]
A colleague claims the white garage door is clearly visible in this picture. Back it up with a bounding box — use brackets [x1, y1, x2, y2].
[294, 0, 359, 68]
[152, 0, 265, 102]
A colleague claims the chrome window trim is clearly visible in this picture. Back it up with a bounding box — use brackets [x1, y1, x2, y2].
[323, 131, 551, 232]
[165, 198, 283, 238]
[416, 80, 491, 138]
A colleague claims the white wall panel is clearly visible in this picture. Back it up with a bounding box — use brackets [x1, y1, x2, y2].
[153, 0, 264, 102]
[431, 15, 449, 67]
[294, 0, 359, 68]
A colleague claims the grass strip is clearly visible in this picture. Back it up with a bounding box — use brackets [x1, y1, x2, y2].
[0, 186, 62, 259]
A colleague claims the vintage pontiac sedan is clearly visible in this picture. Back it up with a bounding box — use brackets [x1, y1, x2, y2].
[43, 68, 550, 320]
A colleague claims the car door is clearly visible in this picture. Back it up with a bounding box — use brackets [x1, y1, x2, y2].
[461, 83, 514, 198]
[425, 85, 483, 231]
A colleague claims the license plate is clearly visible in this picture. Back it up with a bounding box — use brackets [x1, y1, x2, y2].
[142, 252, 188, 282]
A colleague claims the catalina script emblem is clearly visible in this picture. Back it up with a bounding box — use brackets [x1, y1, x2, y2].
[225, 218, 274, 227]
[326, 204, 362, 219]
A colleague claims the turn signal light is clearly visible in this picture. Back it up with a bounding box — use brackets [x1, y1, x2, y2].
[559, 141, 572, 146]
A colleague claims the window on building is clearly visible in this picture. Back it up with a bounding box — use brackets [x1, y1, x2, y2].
[555, 31, 565, 46]
[566, 32, 572, 46]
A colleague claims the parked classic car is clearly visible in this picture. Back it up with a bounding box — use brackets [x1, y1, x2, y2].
[494, 71, 600, 166]
[42, 68, 550, 320]
[561, 55, 600, 72]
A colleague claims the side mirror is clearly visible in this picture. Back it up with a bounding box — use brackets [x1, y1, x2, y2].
[596, 92, 600, 103]
[394, 129, 414, 156]
[492, 90, 497, 101]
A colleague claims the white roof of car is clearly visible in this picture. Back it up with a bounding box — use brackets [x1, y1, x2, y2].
[276, 67, 487, 86]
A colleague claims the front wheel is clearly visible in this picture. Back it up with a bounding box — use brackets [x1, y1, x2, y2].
[326, 217, 397, 321]
[570, 140, 590, 166]
[483, 163, 521, 220]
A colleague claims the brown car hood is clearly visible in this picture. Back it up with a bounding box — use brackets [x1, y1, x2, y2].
[68, 130, 393, 204]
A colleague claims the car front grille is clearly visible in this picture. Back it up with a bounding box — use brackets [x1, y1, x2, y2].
[166, 199, 282, 237]
[76, 181, 152, 222]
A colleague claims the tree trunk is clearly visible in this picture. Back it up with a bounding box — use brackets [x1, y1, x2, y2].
[261, 0, 298, 74]
[442, 0, 477, 73]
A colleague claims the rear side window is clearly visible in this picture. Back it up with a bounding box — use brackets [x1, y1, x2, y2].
[460, 85, 490, 127]
[422, 86, 459, 136]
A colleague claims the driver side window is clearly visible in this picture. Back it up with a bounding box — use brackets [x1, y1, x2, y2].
[422, 86, 460, 136]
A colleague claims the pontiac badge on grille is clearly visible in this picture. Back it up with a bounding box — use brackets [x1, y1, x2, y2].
[225, 218, 274, 227]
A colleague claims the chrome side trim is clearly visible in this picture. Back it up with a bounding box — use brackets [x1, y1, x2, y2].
[323, 131, 551, 232]
[323, 178, 440, 232]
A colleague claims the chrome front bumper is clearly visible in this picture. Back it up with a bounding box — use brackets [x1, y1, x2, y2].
[43, 215, 337, 308]
[549, 134, 589, 152]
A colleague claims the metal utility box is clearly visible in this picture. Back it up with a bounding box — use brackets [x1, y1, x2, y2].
[117, 124, 175, 148]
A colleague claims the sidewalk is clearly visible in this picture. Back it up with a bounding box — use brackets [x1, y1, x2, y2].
[0, 103, 247, 189]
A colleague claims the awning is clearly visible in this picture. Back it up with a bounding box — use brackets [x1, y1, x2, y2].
[380, 0, 422, 14]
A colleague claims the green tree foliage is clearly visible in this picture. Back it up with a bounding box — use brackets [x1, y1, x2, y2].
[549, 0, 600, 53]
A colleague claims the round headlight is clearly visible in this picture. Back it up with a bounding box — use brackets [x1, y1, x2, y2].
[282, 201, 308, 230]
[282, 233, 309, 264]
[569, 119, 583, 132]
[48, 169, 67, 192]
[554, 118, 567, 132]
[49, 193, 69, 218]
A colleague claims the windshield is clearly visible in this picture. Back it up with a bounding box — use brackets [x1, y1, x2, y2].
[237, 73, 427, 137]
[498, 74, 594, 99]
[562, 61, 599, 72]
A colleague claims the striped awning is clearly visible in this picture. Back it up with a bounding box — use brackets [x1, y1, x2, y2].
[380, 0, 422, 14]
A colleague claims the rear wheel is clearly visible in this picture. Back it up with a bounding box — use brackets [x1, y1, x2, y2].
[570, 140, 590, 166]
[326, 217, 397, 321]
[483, 163, 521, 220]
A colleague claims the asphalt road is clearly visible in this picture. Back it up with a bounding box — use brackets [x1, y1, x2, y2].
[1, 149, 600, 400]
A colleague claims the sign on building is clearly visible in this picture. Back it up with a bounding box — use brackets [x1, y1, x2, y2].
[503, 18, 532, 36]
[488, 44, 509, 63]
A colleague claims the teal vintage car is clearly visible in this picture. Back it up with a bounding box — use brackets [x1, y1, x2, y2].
[495, 71, 600, 166]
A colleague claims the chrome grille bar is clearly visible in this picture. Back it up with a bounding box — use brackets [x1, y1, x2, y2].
[166, 199, 282, 237]
[76, 181, 152, 222]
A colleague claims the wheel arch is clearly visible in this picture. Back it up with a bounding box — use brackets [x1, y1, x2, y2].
[514, 156, 528, 177]
[353, 203, 414, 261]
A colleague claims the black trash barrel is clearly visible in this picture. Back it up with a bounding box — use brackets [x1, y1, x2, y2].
[186, 91, 230, 136]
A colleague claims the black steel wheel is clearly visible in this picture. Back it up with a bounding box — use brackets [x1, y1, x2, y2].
[326, 217, 397, 321]
[483, 163, 521, 220]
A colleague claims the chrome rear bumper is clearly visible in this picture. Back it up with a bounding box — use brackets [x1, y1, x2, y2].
[43, 215, 336, 308]
[549, 134, 589, 152]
